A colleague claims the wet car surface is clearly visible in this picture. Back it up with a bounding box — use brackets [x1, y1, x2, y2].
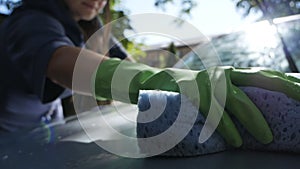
[0, 100, 299, 169]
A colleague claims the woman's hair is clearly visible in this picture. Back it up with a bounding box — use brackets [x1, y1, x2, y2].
[78, 1, 112, 55]
[78, 17, 102, 41]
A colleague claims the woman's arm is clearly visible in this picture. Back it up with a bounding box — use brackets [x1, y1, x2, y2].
[47, 46, 109, 95]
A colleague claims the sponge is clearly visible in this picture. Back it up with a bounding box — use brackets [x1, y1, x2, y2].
[136, 87, 300, 156]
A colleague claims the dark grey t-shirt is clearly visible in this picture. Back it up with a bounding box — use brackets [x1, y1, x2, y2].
[0, 9, 76, 132]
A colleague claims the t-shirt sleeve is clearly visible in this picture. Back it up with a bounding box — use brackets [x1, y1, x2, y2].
[6, 12, 74, 103]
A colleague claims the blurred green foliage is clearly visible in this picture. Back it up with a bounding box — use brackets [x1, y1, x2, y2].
[154, 0, 197, 18]
[99, 0, 146, 61]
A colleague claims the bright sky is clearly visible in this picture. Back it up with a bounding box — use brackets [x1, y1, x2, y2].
[121, 0, 261, 45]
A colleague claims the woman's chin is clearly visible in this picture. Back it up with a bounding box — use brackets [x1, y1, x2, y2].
[81, 14, 98, 21]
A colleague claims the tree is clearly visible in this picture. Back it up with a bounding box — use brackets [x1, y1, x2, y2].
[154, 0, 197, 18]
[165, 42, 180, 67]
[100, 0, 144, 60]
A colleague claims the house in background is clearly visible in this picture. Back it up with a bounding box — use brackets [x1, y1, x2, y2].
[140, 37, 206, 68]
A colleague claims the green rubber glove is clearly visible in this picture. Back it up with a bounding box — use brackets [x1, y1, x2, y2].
[93, 58, 300, 147]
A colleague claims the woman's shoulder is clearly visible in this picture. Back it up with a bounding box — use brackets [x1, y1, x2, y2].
[1, 8, 65, 34]
[11, 8, 61, 25]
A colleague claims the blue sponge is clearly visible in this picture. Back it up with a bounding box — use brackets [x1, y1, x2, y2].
[136, 87, 300, 156]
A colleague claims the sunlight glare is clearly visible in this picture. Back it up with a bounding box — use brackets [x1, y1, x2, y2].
[244, 21, 278, 50]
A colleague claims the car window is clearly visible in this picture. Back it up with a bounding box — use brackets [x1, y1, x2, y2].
[276, 18, 300, 69]
[174, 16, 300, 73]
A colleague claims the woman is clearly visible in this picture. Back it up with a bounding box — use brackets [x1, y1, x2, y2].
[0, 0, 131, 132]
[0, 0, 299, 148]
